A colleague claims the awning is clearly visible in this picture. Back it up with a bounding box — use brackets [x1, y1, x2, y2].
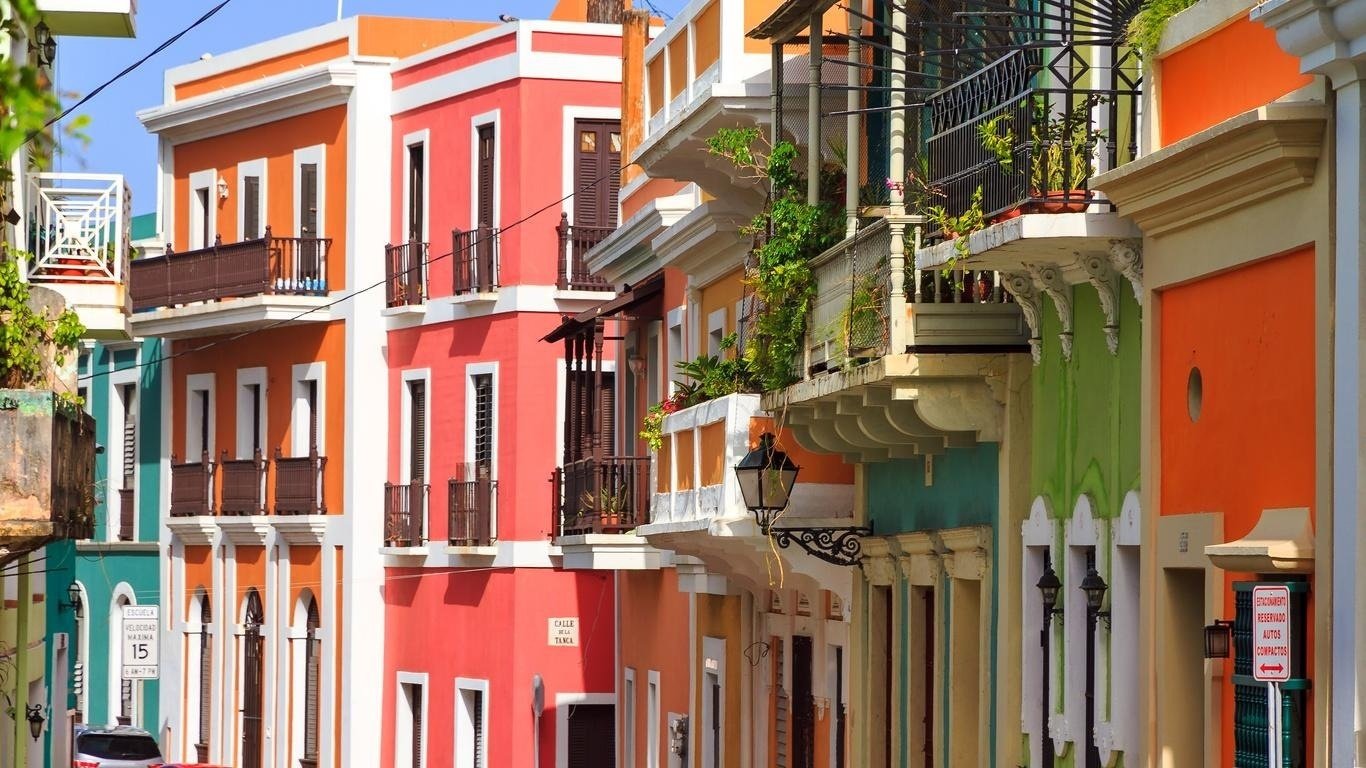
[748, 0, 836, 40]
[541, 270, 666, 343]
[1204, 507, 1314, 573]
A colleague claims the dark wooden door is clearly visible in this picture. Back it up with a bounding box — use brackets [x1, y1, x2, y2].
[566, 704, 615, 768]
[572, 119, 621, 230]
[241, 592, 265, 768]
[921, 587, 935, 768]
[407, 142, 425, 242]
[243, 176, 261, 240]
[792, 635, 815, 768]
[299, 163, 321, 281]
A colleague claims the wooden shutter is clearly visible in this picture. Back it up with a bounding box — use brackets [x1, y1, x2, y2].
[472, 690, 484, 768]
[408, 143, 425, 241]
[572, 120, 622, 229]
[251, 384, 262, 453]
[411, 684, 423, 768]
[242, 592, 265, 768]
[477, 126, 494, 228]
[300, 163, 319, 236]
[121, 384, 136, 479]
[304, 600, 321, 760]
[598, 372, 615, 455]
[198, 599, 212, 752]
[409, 381, 426, 481]
[308, 380, 319, 453]
[198, 390, 210, 459]
[197, 188, 211, 247]
[793, 636, 815, 768]
[566, 704, 615, 768]
[244, 176, 261, 240]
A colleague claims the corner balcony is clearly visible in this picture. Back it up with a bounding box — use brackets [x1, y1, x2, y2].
[21, 172, 131, 340]
[633, 0, 780, 190]
[0, 390, 96, 554]
[551, 455, 663, 569]
[37, 0, 136, 38]
[763, 217, 1030, 462]
[915, 49, 1144, 361]
[638, 393, 856, 591]
[128, 227, 333, 339]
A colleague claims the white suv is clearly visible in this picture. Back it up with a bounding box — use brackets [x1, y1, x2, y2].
[72, 725, 164, 767]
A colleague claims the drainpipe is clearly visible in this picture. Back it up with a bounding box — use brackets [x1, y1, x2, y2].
[531, 673, 544, 767]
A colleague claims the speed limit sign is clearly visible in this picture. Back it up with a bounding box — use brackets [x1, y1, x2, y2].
[121, 605, 159, 680]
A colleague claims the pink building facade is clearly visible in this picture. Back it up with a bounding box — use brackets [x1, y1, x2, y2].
[378, 18, 625, 768]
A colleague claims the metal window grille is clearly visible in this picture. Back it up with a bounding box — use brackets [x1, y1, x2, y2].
[472, 373, 494, 470]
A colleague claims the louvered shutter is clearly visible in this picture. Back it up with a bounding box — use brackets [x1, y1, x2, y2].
[122, 385, 136, 479]
[300, 164, 319, 236]
[244, 176, 261, 240]
[472, 690, 484, 768]
[606, 127, 621, 227]
[477, 127, 494, 228]
[411, 685, 423, 768]
[574, 125, 600, 228]
[409, 381, 426, 482]
[473, 374, 493, 470]
[566, 704, 616, 768]
[599, 372, 615, 455]
[308, 380, 319, 453]
[198, 602, 212, 752]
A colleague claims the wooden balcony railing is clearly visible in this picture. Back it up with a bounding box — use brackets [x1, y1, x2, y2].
[170, 453, 214, 517]
[117, 487, 135, 541]
[383, 482, 427, 547]
[555, 214, 613, 291]
[452, 226, 499, 295]
[274, 449, 326, 515]
[385, 240, 427, 307]
[129, 226, 331, 311]
[219, 450, 267, 516]
[449, 474, 495, 547]
[551, 456, 651, 536]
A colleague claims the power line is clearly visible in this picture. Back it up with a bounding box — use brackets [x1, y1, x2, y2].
[77, 164, 631, 383]
[29, 0, 236, 145]
[640, 0, 675, 20]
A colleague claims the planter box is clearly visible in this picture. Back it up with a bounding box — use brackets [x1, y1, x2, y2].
[0, 389, 96, 551]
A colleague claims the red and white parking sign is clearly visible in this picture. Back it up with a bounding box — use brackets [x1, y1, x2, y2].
[1252, 585, 1291, 682]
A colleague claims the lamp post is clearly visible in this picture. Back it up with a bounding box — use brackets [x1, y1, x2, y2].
[1036, 560, 1061, 766]
[734, 433, 869, 566]
[1080, 560, 1108, 768]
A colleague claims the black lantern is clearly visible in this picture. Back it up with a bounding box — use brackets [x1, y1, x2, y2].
[1080, 567, 1108, 615]
[31, 21, 56, 68]
[734, 433, 799, 532]
[25, 704, 43, 740]
[1204, 619, 1233, 659]
[1037, 565, 1062, 614]
[60, 582, 82, 618]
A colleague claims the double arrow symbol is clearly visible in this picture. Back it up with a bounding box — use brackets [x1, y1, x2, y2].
[1259, 663, 1285, 675]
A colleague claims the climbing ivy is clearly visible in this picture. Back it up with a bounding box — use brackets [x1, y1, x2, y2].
[0, 257, 84, 389]
[705, 127, 845, 390]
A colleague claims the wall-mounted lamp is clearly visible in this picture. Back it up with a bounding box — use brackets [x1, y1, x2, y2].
[668, 715, 688, 757]
[25, 704, 44, 740]
[216, 177, 229, 200]
[1204, 619, 1233, 659]
[1080, 566, 1110, 627]
[31, 21, 56, 68]
[627, 351, 646, 377]
[59, 582, 82, 618]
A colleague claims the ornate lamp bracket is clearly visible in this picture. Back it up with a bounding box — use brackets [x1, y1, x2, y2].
[769, 524, 874, 567]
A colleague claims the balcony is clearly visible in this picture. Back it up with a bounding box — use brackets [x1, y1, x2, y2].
[274, 449, 326, 515]
[552, 456, 651, 535]
[37, 0, 136, 38]
[915, 49, 1143, 359]
[128, 227, 333, 339]
[21, 172, 131, 339]
[448, 472, 495, 547]
[116, 487, 134, 541]
[219, 450, 266, 516]
[452, 226, 500, 297]
[555, 215, 612, 291]
[165, 450, 326, 518]
[385, 240, 427, 309]
[0, 390, 96, 553]
[169, 453, 213, 517]
[383, 482, 427, 548]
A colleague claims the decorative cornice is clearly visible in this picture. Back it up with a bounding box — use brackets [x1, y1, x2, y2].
[1108, 240, 1143, 305]
[166, 517, 216, 546]
[937, 525, 992, 581]
[1091, 102, 1328, 237]
[218, 516, 272, 547]
[1251, 0, 1366, 83]
[270, 515, 329, 547]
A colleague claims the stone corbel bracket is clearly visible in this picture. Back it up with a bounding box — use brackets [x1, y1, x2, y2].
[1080, 252, 1121, 355]
[1108, 239, 1143, 306]
[1001, 271, 1045, 364]
[936, 525, 992, 581]
[1033, 264, 1074, 361]
[891, 531, 941, 586]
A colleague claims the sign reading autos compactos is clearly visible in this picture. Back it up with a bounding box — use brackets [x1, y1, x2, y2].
[1251, 585, 1291, 682]
[121, 605, 159, 680]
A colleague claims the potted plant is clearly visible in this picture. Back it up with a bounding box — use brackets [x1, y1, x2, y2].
[1026, 95, 1107, 213]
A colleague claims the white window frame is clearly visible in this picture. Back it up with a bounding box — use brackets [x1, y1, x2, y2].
[185, 588, 212, 760]
[288, 591, 320, 768]
[236, 158, 267, 240]
[465, 362, 499, 478]
[454, 677, 490, 768]
[293, 145, 326, 238]
[666, 307, 685, 397]
[647, 670, 661, 768]
[395, 671, 430, 768]
[185, 372, 216, 462]
[556, 691, 615, 768]
[235, 367, 268, 460]
[559, 106, 622, 225]
[73, 581, 90, 721]
[402, 130, 431, 244]
[1063, 495, 1102, 755]
[108, 584, 137, 726]
[291, 362, 326, 457]
[108, 363, 140, 541]
[701, 636, 726, 768]
[623, 668, 637, 768]
[1099, 490, 1142, 765]
[400, 369, 432, 484]
[1021, 496, 1058, 767]
[706, 307, 727, 357]
[469, 110, 501, 229]
[188, 168, 217, 250]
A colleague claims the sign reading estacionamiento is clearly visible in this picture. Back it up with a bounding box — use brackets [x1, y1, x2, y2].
[1252, 585, 1291, 683]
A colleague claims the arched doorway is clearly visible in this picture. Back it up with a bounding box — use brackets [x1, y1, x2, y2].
[241, 590, 264, 768]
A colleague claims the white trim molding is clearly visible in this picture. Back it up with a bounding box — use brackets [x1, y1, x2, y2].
[402, 129, 431, 243]
[468, 109, 502, 229]
[236, 157, 268, 239]
[395, 671, 430, 768]
[454, 677, 491, 768]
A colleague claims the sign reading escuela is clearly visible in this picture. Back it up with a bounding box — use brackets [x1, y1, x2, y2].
[122, 605, 159, 680]
[1252, 585, 1291, 682]
[548, 617, 579, 647]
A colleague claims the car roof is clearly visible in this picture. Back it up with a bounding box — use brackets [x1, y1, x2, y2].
[73, 724, 156, 738]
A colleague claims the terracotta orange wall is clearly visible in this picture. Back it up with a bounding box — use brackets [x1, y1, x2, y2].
[752, 417, 854, 484]
[172, 106, 348, 288]
[531, 31, 621, 55]
[291, 545, 322, 607]
[620, 569, 691, 768]
[1158, 246, 1316, 766]
[355, 17, 493, 58]
[234, 546, 268, 615]
[175, 39, 350, 100]
[700, 270, 745, 343]
[183, 545, 213, 615]
[1158, 16, 1312, 146]
[696, 592, 744, 767]
[170, 323, 347, 515]
[621, 178, 687, 221]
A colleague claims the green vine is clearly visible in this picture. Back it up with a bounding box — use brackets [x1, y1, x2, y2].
[927, 185, 985, 268]
[1126, 0, 1196, 58]
[705, 127, 844, 390]
[0, 256, 84, 389]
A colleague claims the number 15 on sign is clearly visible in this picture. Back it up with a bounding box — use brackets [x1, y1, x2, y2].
[122, 605, 159, 680]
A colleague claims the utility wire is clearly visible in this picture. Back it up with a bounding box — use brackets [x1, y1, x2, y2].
[28, 0, 236, 145]
[77, 164, 631, 383]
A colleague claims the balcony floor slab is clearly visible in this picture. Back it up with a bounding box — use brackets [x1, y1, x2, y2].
[131, 294, 334, 339]
[915, 212, 1141, 278]
[556, 534, 666, 570]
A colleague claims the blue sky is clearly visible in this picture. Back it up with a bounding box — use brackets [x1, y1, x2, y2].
[51, 0, 681, 216]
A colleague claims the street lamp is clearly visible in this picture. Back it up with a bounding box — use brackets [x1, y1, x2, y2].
[1080, 566, 1110, 624]
[31, 21, 56, 68]
[734, 433, 868, 566]
[1036, 562, 1061, 767]
[1204, 620, 1233, 659]
[25, 704, 43, 740]
[1081, 562, 1107, 768]
[60, 582, 82, 618]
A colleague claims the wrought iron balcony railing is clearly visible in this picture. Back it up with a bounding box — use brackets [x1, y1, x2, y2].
[925, 49, 1140, 225]
[170, 453, 214, 517]
[555, 214, 613, 291]
[383, 482, 427, 547]
[552, 455, 651, 536]
[24, 172, 129, 285]
[219, 450, 267, 516]
[274, 449, 326, 515]
[449, 473, 496, 547]
[452, 226, 499, 295]
[130, 227, 331, 312]
[385, 240, 427, 307]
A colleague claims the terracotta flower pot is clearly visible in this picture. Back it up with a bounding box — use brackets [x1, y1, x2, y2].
[1028, 189, 1092, 214]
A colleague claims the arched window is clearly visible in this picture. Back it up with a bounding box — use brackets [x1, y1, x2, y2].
[196, 592, 212, 762]
[72, 584, 87, 723]
[241, 590, 265, 768]
[109, 589, 136, 726]
[303, 597, 321, 768]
